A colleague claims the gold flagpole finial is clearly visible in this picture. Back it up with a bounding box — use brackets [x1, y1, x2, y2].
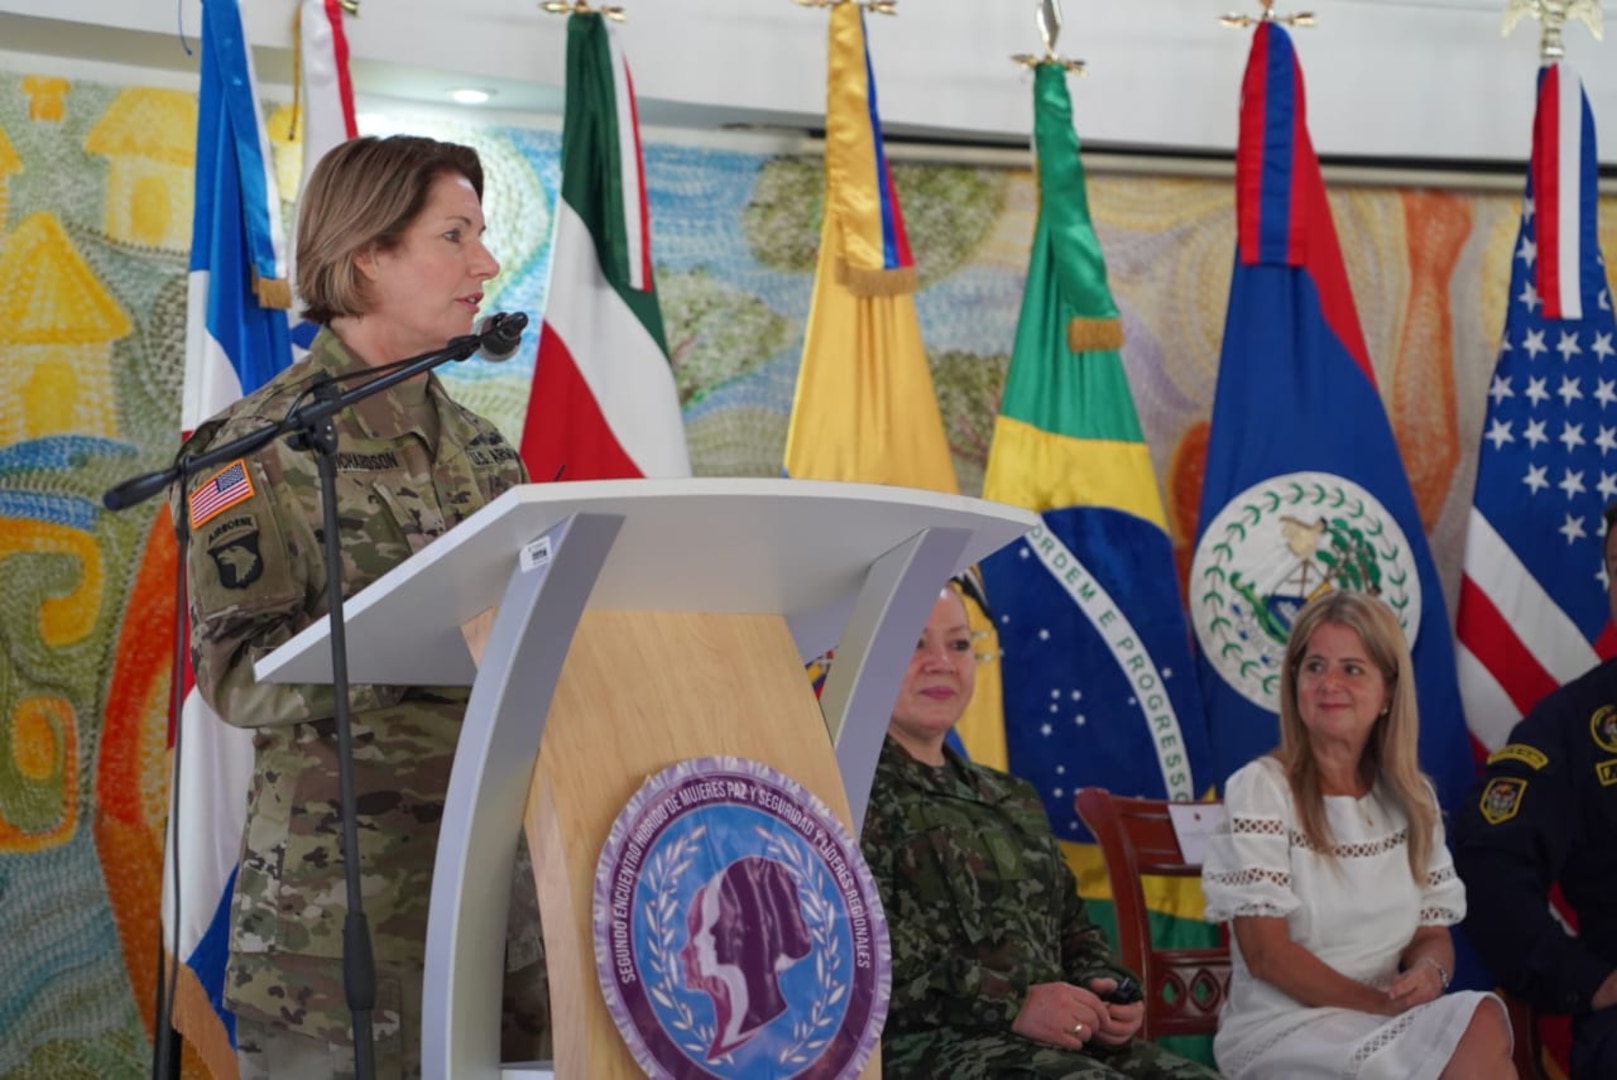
[541, 0, 627, 20]
[1012, 0, 1086, 73]
[1220, 0, 1315, 29]
[1502, 0, 1603, 63]
[793, 0, 898, 14]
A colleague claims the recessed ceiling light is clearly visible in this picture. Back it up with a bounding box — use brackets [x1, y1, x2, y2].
[448, 88, 493, 105]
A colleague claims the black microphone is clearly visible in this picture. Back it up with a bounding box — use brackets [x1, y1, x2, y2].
[475, 312, 529, 363]
[104, 469, 180, 512]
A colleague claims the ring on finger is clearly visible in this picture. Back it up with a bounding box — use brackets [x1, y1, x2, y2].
[1071, 1021, 1085, 1038]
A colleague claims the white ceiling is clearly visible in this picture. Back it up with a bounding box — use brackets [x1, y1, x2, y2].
[2, 0, 1615, 165]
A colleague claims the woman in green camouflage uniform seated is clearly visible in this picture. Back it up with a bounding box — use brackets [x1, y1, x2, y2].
[860, 582, 1221, 1079]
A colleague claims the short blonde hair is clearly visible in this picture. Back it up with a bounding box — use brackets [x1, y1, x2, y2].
[1275, 591, 1437, 879]
[295, 135, 485, 325]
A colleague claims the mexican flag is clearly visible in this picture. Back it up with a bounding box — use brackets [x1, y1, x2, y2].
[519, 12, 689, 481]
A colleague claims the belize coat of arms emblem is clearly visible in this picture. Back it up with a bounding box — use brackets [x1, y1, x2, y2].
[1189, 470, 1423, 711]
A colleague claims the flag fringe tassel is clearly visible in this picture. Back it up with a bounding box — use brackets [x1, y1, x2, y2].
[168, 954, 241, 1080]
[253, 276, 293, 310]
[1067, 317, 1124, 353]
[835, 260, 917, 298]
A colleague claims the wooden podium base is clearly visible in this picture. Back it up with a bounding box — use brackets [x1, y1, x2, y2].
[255, 481, 1035, 1077]
[528, 609, 881, 1077]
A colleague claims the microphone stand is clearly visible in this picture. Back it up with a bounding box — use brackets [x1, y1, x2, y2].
[106, 313, 528, 1080]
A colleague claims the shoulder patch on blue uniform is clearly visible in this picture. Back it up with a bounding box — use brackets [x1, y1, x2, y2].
[1479, 777, 1527, 825]
[1486, 743, 1550, 771]
[1591, 705, 1617, 754]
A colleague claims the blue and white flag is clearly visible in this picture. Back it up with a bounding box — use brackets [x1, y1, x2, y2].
[181, 0, 291, 429]
[165, 0, 292, 1071]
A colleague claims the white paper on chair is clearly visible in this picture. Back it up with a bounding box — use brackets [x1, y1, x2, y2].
[1166, 803, 1226, 867]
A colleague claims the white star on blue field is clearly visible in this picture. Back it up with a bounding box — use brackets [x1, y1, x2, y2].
[982, 505, 1212, 837]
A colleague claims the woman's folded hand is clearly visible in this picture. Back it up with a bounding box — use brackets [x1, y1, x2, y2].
[1385, 961, 1444, 1012]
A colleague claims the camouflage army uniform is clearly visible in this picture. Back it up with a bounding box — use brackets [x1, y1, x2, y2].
[861, 737, 1219, 1079]
[179, 329, 547, 1075]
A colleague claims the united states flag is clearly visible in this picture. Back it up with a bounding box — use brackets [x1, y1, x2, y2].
[187, 459, 252, 527]
[1457, 62, 1617, 753]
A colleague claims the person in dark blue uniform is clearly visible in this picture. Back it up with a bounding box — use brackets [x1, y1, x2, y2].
[1451, 501, 1617, 1080]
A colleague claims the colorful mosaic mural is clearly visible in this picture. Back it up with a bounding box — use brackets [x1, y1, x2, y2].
[2, 65, 1617, 1078]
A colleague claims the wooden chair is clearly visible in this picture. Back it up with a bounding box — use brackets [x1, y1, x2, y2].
[1074, 788, 1231, 1040]
[1501, 989, 1546, 1080]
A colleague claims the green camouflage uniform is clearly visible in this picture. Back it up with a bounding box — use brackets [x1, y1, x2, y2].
[861, 738, 1220, 1079]
[179, 329, 547, 1074]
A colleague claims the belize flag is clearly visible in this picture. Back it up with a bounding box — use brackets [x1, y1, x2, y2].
[1187, 23, 1472, 807]
[165, 0, 293, 1073]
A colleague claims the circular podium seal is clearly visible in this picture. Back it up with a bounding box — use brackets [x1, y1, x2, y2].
[593, 756, 890, 1079]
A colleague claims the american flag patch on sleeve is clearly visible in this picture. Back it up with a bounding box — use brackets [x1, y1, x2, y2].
[189, 459, 256, 528]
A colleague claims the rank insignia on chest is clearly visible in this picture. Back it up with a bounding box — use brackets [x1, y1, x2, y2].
[1591, 705, 1617, 754]
[1479, 777, 1527, 825]
[1597, 760, 1617, 787]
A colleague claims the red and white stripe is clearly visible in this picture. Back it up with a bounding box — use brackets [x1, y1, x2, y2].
[288, 0, 358, 356]
[606, 33, 650, 293]
[297, 0, 357, 184]
[1457, 509, 1601, 749]
[1533, 63, 1585, 322]
[538, 204, 688, 473]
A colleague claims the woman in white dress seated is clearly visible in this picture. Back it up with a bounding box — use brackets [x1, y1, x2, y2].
[1200, 591, 1514, 1079]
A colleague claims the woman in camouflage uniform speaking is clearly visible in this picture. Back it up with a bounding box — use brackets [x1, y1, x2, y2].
[179, 136, 544, 1079]
[860, 582, 1220, 1078]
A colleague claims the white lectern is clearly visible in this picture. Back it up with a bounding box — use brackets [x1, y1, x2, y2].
[257, 478, 1035, 1079]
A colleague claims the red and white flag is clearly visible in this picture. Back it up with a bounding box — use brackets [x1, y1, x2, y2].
[519, 12, 689, 481]
[289, 0, 357, 355]
[1532, 64, 1591, 323]
[1458, 60, 1616, 750]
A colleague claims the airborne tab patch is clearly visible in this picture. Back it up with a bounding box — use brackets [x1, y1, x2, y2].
[1479, 777, 1527, 826]
[189, 459, 255, 528]
[1485, 743, 1550, 771]
[209, 525, 263, 590]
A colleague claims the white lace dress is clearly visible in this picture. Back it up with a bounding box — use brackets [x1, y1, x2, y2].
[1201, 757, 1504, 1079]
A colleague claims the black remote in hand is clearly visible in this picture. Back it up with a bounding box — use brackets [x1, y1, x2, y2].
[1100, 975, 1143, 1005]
